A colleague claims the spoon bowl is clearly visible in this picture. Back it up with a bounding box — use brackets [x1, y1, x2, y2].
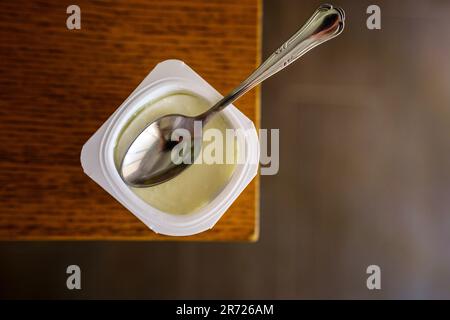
[120, 114, 202, 187]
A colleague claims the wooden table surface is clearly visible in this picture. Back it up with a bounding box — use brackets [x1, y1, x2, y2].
[0, 0, 261, 241]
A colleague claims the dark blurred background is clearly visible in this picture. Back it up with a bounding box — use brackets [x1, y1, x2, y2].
[1, 0, 450, 299]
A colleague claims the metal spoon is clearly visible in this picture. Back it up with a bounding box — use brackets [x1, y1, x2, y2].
[120, 4, 345, 187]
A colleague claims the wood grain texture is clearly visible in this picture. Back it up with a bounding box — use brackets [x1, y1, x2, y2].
[0, 0, 261, 241]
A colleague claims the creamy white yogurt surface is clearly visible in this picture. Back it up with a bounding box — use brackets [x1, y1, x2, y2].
[114, 92, 237, 214]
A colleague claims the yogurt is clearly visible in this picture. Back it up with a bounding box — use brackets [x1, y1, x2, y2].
[81, 60, 259, 236]
[114, 92, 238, 214]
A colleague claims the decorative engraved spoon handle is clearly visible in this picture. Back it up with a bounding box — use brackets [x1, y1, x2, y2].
[201, 4, 345, 122]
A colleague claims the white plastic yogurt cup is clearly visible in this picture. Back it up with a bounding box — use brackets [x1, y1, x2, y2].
[81, 59, 259, 236]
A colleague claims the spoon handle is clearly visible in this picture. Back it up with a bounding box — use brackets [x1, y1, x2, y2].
[201, 3, 345, 122]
